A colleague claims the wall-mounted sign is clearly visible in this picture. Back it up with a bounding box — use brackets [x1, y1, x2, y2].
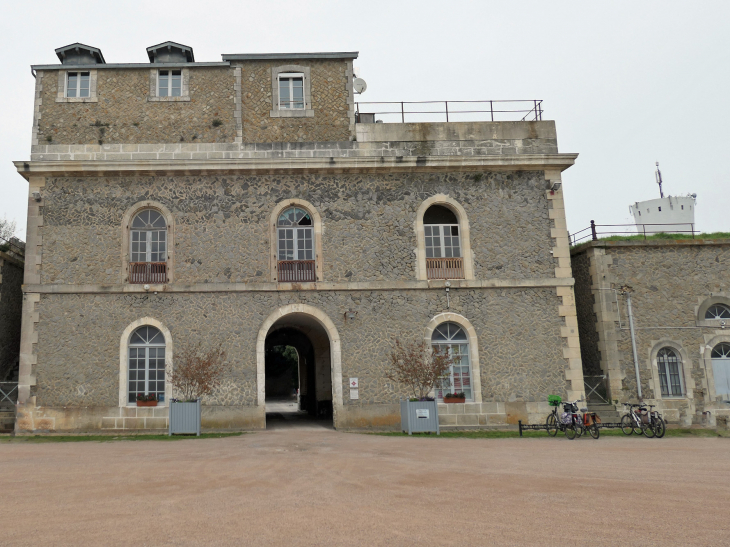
[416, 409, 429, 419]
[349, 378, 359, 388]
[350, 389, 359, 400]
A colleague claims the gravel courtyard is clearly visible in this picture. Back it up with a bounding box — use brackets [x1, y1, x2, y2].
[2, 428, 729, 546]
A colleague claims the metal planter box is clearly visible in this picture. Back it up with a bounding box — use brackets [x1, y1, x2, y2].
[169, 400, 201, 436]
[400, 400, 440, 435]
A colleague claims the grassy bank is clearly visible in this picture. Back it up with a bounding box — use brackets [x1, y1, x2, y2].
[0, 432, 244, 443]
[368, 428, 729, 439]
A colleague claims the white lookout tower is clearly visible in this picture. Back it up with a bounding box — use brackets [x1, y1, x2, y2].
[629, 162, 696, 235]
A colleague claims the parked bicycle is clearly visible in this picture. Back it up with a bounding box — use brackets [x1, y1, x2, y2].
[546, 396, 588, 440]
[620, 403, 665, 438]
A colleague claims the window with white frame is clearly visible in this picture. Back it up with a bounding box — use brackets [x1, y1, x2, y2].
[423, 205, 463, 279]
[706, 304, 730, 320]
[657, 347, 684, 397]
[158, 69, 182, 97]
[278, 73, 305, 109]
[277, 207, 315, 282]
[129, 209, 167, 284]
[711, 343, 730, 401]
[432, 322, 472, 401]
[128, 326, 166, 404]
[66, 72, 90, 98]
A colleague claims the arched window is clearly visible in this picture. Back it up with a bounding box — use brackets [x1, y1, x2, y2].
[423, 205, 464, 280]
[657, 347, 684, 397]
[277, 207, 315, 282]
[128, 326, 166, 404]
[706, 304, 730, 320]
[711, 343, 730, 401]
[129, 209, 167, 284]
[431, 322, 472, 401]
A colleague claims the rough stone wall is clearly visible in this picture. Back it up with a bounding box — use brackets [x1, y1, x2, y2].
[571, 250, 601, 374]
[576, 241, 730, 423]
[39, 171, 555, 285]
[34, 288, 568, 408]
[236, 60, 352, 143]
[36, 68, 236, 145]
[0, 255, 24, 380]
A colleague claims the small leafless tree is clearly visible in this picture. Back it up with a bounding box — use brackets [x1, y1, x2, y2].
[167, 343, 227, 401]
[0, 215, 16, 242]
[385, 338, 455, 400]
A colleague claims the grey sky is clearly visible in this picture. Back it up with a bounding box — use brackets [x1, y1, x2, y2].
[1, 0, 728, 240]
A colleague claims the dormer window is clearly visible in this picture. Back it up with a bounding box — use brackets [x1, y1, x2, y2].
[158, 70, 182, 97]
[278, 73, 305, 109]
[66, 72, 90, 98]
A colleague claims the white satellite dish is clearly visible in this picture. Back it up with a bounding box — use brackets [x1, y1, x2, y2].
[353, 77, 367, 94]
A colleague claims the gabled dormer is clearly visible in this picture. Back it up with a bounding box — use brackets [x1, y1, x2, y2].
[55, 43, 105, 65]
[146, 41, 194, 63]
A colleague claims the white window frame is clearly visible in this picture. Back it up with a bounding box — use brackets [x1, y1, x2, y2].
[656, 347, 685, 398]
[130, 210, 168, 264]
[148, 68, 190, 102]
[65, 71, 90, 98]
[127, 327, 167, 405]
[270, 65, 314, 118]
[431, 322, 473, 402]
[56, 70, 98, 103]
[424, 224, 462, 259]
[278, 73, 305, 110]
[158, 69, 182, 97]
[277, 207, 314, 262]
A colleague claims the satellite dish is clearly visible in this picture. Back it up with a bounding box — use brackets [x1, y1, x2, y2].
[353, 77, 367, 94]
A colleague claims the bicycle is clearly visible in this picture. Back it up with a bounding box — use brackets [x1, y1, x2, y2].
[582, 409, 600, 439]
[546, 396, 585, 440]
[621, 403, 664, 437]
[645, 404, 666, 438]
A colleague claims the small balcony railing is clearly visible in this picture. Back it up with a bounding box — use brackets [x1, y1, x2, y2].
[277, 260, 316, 282]
[426, 257, 464, 280]
[129, 262, 167, 284]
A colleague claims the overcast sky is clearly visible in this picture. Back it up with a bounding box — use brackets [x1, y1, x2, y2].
[1, 0, 728, 240]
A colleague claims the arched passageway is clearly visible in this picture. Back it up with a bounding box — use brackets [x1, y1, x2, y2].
[260, 308, 339, 429]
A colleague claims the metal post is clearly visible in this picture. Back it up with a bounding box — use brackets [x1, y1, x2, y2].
[490, 100, 494, 122]
[590, 220, 597, 241]
[692, 223, 695, 239]
[625, 292, 643, 400]
[518, 420, 523, 437]
[401, 102, 404, 123]
[445, 101, 449, 123]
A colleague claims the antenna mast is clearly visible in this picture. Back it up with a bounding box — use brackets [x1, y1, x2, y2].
[655, 161, 664, 198]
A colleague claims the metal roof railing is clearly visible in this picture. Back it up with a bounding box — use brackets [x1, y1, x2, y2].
[355, 99, 543, 124]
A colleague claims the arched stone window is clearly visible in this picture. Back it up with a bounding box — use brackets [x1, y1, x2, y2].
[270, 200, 323, 283]
[415, 195, 474, 281]
[127, 326, 167, 404]
[706, 304, 730, 320]
[431, 322, 473, 401]
[711, 343, 730, 401]
[657, 347, 684, 397]
[122, 202, 173, 284]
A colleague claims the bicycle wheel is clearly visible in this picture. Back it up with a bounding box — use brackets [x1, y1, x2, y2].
[564, 424, 577, 440]
[653, 417, 666, 438]
[643, 421, 656, 438]
[620, 414, 634, 435]
[575, 423, 585, 438]
[546, 413, 558, 437]
[589, 423, 600, 439]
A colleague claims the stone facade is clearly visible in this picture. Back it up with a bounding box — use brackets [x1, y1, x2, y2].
[16, 46, 584, 433]
[0, 242, 24, 381]
[571, 239, 730, 426]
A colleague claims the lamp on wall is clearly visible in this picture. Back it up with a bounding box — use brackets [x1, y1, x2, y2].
[345, 310, 357, 321]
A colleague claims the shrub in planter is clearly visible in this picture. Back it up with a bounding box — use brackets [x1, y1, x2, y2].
[443, 392, 466, 403]
[136, 393, 158, 407]
[167, 343, 226, 435]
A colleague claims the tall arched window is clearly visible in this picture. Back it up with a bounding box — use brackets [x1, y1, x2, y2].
[129, 209, 167, 284]
[706, 304, 730, 320]
[657, 347, 684, 397]
[431, 322, 472, 401]
[277, 207, 315, 282]
[711, 343, 730, 401]
[423, 205, 464, 280]
[128, 326, 166, 404]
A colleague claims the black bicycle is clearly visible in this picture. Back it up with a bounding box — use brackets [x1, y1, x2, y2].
[546, 397, 585, 440]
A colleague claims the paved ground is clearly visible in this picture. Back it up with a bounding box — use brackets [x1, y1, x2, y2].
[2, 429, 729, 546]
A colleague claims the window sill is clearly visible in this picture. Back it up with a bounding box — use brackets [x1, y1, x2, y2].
[696, 319, 728, 328]
[270, 109, 314, 118]
[55, 97, 98, 103]
[147, 96, 191, 102]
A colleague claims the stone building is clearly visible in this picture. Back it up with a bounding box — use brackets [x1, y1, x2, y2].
[571, 238, 730, 426]
[14, 42, 583, 432]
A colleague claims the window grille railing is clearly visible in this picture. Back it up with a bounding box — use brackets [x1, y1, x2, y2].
[277, 260, 316, 282]
[426, 257, 464, 280]
[129, 262, 167, 284]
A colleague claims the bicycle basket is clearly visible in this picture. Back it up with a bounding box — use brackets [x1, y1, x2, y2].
[548, 395, 562, 406]
[561, 412, 572, 425]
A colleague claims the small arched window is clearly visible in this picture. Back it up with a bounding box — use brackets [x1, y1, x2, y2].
[128, 326, 166, 404]
[423, 205, 463, 280]
[705, 304, 730, 320]
[277, 207, 315, 282]
[130, 209, 167, 284]
[657, 347, 684, 397]
[431, 322, 472, 401]
[711, 343, 730, 401]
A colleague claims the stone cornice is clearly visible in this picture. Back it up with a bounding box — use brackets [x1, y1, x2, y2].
[23, 277, 574, 295]
[14, 153, 578, 180]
